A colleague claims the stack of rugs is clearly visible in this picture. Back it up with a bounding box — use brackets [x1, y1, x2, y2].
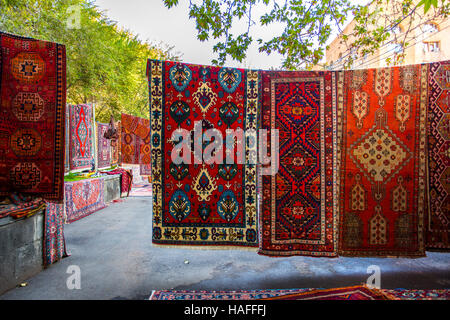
[147, 59, 450, 257]
[149, 285, 450, 300]
[0, 193, 46, 219]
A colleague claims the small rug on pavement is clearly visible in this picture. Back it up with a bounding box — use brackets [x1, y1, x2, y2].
[149, 287, 450, 300]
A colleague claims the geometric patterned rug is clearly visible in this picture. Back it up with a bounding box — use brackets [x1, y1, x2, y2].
[64, 177, 106, 223]
[97, 122, 111, 169]
[262, 285, 391, 300]
[0, 194, 46, 219]
[426, 60, 450, 250]
[111, 120, 121, 166]
[69, 104, 94, 171]
[149, 289, 315, 300]
[147, 59, 259, 248]
[120, 113, 151, 175]
[382, 288, 450, 300]
[143, 59, 442, 255]
[259, 70, 338, 257]
[65, 105, 71, 173]
[337, 65, 428, 257]
[137, 118, 151, 176]
[44, 201, 69, 266]
[149, 287, 450, 300]
[0, 31, 66, 200]
[121, 113, 142, 165]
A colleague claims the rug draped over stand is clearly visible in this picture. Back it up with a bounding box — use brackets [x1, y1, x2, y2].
[64, 177, 106, 223]
[337, 65, 427, 257]
[68, 104, 94, 171]
[259, 71, 338, 257]
[426, 60, 450, 250]
[97, 122, 111, 169]
[147, 59, 259, 248]
[0, 32, 66, 200]
[100, 168, 133, 197]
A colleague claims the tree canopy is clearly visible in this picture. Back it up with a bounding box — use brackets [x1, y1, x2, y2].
[163, 0, 449, 70]
[0, 0, 181, 122]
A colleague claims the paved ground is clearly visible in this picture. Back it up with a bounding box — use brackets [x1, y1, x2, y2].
[1, 194, 449, 300]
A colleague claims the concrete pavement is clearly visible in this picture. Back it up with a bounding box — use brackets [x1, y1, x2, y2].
[1, 195, 449, 300]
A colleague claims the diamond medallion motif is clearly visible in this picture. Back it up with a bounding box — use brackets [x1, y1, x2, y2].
[351, 124, 411, 183]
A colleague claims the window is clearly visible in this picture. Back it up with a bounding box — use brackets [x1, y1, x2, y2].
[423, 23, 439, 34]
[392, 25, 402, 35]
[386, 42, 404, 54]
[423, 42, 440, 53]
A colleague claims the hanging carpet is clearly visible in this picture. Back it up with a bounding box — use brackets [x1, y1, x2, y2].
[97, 122, 111, 169]
[147, 59, 259, 248]
[111, 120, 121, 166]
[121, 113, 142, 165]
[0, 31, 66, 200]
[426, 60, 450, 250]
[68, 104, 94, 171]
[44, 201, 69, 266]
[259, 70, 338, 257]
[337, 65, 427, 257]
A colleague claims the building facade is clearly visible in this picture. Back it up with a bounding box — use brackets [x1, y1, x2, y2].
[324, 1, 449, 70]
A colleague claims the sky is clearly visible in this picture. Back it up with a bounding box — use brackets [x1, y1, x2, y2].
[93, 0, 367, 70]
